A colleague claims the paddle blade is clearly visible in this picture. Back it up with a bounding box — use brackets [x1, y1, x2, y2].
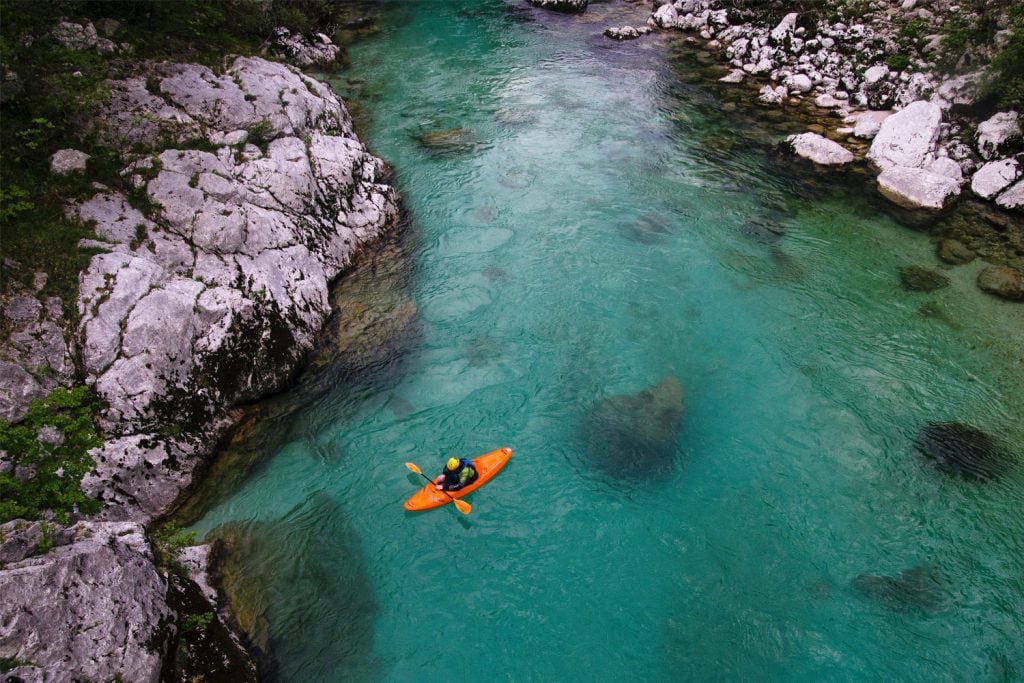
[453, 499, 471, 515]
[405, 462, 422, 475]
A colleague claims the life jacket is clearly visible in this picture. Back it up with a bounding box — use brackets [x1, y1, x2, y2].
[443, 458, 478, 490]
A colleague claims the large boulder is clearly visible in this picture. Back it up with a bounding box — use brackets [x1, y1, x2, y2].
[867, 100, 942, 171]
[206, 492, 376, 679]
[581, 376, 684, 482]
[265, 27, 341, 68]
[876, 166, 960, 210]
[786, 132, 854, 166]
[52, 20, 116, 54]
[49, 149, 90, 175]
[76, 56, 398, 456]
[914, 421, 1015, 481]
[977, 265, 1024, 302]
[0, 522, 170, 682]
[527, 0, 588, 12]
[995, 179, 1024, 211]
[971, 159, 1020, 200]
[976, 111, 1021, 161]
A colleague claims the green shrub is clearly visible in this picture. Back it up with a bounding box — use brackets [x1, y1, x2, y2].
[151, 522, 198, 576]
[0, 386, 103, 524]
[182, 611, 214, 634]
[886, 54, 911, 72]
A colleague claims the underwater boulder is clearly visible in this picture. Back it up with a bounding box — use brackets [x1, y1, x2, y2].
[852, 564, 944, 612]
[899, 265, 950, 292]
[581, 376, 684, 481]
[207, 491, 377, 679]
[914, 421, 1014, 482]
[414, 128, 476, 155]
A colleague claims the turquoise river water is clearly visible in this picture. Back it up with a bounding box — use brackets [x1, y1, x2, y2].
[189, 2, 1024, 680]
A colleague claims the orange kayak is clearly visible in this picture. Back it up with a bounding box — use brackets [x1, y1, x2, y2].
[404, 447, 512, 511]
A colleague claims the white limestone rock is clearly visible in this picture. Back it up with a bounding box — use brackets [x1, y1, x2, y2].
[266, 27, 341, 67]
[786, 132, 855, 166]
[758, 84, 787, 105]
[52, 20, 116, 54]
[770, 13, 799, 44]
[49, 149, 90, 175]
[76, 55, 398, 511]
[719, 69, 745, 83]
[604, 25, 652, 40]
[971, 159, 1020, 199]
[527, 0, 588, 12]
[0, 522, 169, 683]
[651, 3, 680, 29]
[867, 100, 941, 171]
[928, 156, 964, 185]
[784, 73, 813, 94]
[995, 179, 1024, 211]
[976, 112, 1021, 161]
[877, 165, 961, 210]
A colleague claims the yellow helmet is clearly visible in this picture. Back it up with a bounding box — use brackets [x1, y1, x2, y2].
[446, 457, 460, 471]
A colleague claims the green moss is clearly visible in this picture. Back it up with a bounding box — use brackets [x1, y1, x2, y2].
[0, 386, 103, 524]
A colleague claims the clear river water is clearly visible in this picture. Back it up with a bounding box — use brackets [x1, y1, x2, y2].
[187, 1, 1024, 680]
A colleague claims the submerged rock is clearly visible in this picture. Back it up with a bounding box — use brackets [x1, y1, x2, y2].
[414, 128, 477, 155]
[899, 265, 949, 293]
[581, 376, 684, 482]
[207, 492, 377, 680]
[620, 213, 674, 244]
[977, 265, 1024, 302]
[914, 421, 1014, 482]
[936, 239, 975, 265]
[852, 564, 944, 611]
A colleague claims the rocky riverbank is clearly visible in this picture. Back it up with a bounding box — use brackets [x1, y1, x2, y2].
[570, 0, 1023, 298]
[0, 20, 397, 678]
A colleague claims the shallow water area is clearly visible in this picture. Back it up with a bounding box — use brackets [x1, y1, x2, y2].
[188, 2, 1024, 680]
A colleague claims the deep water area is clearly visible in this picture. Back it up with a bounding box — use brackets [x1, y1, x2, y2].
[187, 2, 1024, 680]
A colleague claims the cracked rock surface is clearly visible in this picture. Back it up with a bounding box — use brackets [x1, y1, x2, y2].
[76, 56, 397, 516]
[0, 521, 170, 683]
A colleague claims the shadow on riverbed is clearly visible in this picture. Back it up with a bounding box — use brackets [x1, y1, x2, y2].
[207, 490, 378, 681]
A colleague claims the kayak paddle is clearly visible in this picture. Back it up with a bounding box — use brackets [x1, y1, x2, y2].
[405, 462, 472, 515]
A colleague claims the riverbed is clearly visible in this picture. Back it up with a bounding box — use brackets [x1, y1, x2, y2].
[187, 2, 1024, 680]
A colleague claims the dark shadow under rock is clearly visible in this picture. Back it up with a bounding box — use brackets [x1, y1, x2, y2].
[581, 376, 684, 482]
[207, 491, 377, 681]
[913, 421, 1014, 482]
[739, 218, 785, 245]
[899, 265, 950, 293]
[852, 564, 944, 612]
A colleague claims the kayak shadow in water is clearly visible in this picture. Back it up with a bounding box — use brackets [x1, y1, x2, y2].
[576, 376, 685, 487]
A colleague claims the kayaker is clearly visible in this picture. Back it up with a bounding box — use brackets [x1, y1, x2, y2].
[434, 457, 478, 491]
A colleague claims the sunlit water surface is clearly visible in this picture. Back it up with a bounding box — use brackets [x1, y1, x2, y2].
[189, 2, 1024, 681]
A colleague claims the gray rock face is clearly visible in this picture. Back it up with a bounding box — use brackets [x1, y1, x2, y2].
[527, 0, 588, 12]
[266, 27, 341, 67]
[971, 159, 1020, 200]
[49, 149, 91, 175]
[52, 20, 116, 54]
[0, 522, 171, 683]
[867, 100, 942, 171]
[605, 25, 653, 40]
[976, 111, 1021, 161]
[995, 179, 1024, 211]
[877, 166, 960, 210]
[76, 57, 397, 483]
[786, 132, 854, 166]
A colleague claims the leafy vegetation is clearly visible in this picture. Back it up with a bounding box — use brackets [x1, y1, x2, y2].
[182, 611, 214, 635]
[150, 522, 198, 577]
[0, 386, 102, 524]
[0, 0, 353, 302]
